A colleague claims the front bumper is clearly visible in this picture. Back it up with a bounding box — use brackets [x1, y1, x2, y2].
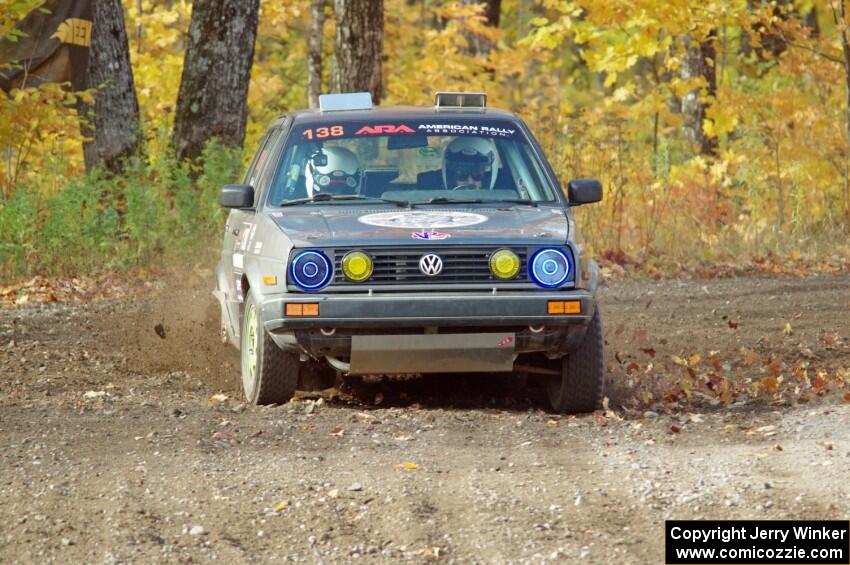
[260, 290, 596, 366]
[261, 289, 596, 331]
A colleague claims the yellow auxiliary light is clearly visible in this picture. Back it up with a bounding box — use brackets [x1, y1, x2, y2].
[490, 249, 520, 280]
[341, 250, 373, 282]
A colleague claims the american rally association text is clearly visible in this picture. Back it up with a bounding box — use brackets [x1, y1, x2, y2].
[670, 525, 848, 545]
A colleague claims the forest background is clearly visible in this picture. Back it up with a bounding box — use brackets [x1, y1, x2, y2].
[1, 0, 850, 288]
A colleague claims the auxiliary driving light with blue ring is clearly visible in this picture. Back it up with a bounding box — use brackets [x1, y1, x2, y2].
[290, 250, 332, 291]
[529, 248, 571, 288]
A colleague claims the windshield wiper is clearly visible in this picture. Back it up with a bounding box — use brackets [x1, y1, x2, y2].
[279, 194, 408, 207]
[492, 198, 538, 207]
[410, 197, 486, 207]
[409, 196, 538, 208]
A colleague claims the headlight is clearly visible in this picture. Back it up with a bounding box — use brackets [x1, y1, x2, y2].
[341, 250, 373, 282]
[489, 249, 520, 280]
[290, 250, 332, 291]
[529, 248, 571, 288]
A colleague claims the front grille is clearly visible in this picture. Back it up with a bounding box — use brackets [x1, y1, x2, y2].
[331, 246, 529, 285]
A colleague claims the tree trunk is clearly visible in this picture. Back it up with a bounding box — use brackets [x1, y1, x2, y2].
[331, 0, 383, 103]
[803, 4, 820, 37]
[681, 31, 718, 157]
[308, 0, 326, 109]
[484, 0, 501, 28]
[80, 0, 141, 174]
[839, 0, 850, 222]
[460, 0, 501, 57]
[173, 0, 260, 162]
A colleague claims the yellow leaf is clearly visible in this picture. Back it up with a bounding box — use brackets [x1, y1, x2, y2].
[274, 501, 287, 511]
[688, 354, 701, 366]
[671, 355, 687, 366]
[396, 462, 419, 470]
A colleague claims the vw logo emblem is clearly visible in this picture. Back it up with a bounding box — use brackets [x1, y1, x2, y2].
[419, 254, 443, 276]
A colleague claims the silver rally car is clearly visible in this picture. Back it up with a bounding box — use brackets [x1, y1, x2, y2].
[214, 92, 605, 413]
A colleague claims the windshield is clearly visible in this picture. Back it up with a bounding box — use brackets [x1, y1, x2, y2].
[266, 119, 559, 207]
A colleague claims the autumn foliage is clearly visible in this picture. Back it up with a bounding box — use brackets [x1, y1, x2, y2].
[2, 0, 850, 280]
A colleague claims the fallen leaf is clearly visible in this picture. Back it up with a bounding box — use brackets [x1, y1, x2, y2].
[819, 331, 840, 349]
[670, 425, 681, 433]
[688, 354, 701, 366]
[396, 462, 419, 470]
[671, 355, 687, 366]
[329, 426, 344, 437]
[209, 393, 228, 403]
[602, 396, 622, 420]
[727, 320, 738, 329]
[774, 444, 783, 452]
[640, 347, 656, 357]
[274, 501, 287, 512]
[83, 390, 106, 399]
[758, 376, 779, 393]
[843, 392, 850, 403]
[783, 323, 793, 336]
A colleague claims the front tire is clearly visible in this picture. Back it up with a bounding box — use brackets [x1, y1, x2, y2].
[547, 307, 605, 414]
[241, 292, 298, 404]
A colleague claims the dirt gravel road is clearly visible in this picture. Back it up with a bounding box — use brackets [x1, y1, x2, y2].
[1, 273, 848, 564]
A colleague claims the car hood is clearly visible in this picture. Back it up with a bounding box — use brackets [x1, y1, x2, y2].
[270, 206, 569, 247]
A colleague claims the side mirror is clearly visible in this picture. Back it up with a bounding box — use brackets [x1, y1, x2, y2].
[567, 179, 603, 206]
[220, 184, 255, 209]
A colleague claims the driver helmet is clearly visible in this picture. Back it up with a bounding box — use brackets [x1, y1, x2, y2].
[442, 137, 498, 190]
[306, 146, 362, 197]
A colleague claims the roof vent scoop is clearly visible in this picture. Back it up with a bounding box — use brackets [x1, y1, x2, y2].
[434, 91, 487, 110]
[318, 92, 373, 112]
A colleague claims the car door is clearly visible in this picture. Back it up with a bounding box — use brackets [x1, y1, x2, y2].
[220, 128, 279, 338]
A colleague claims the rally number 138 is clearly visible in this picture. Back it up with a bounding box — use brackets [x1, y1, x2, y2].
[302, 126, 344, 139]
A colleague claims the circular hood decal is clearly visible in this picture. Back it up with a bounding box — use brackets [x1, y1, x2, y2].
[358, 210, 488, 229]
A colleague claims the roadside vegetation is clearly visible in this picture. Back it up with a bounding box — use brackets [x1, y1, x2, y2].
[1, 0, 849, 286]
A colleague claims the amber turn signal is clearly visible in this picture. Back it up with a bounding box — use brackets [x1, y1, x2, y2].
[285, 303, 319, 316]
[547, 300, 581, 315]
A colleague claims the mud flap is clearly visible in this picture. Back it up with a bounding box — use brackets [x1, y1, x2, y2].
[212, 288, 237, 347]
[349, 333, 516, 375]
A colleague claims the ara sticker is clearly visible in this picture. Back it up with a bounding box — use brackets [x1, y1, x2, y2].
[411, 231, 450, 240]
[355, 124, 415, 135]
[359, 210, 487, 229]
[416, 124, 516, 137]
